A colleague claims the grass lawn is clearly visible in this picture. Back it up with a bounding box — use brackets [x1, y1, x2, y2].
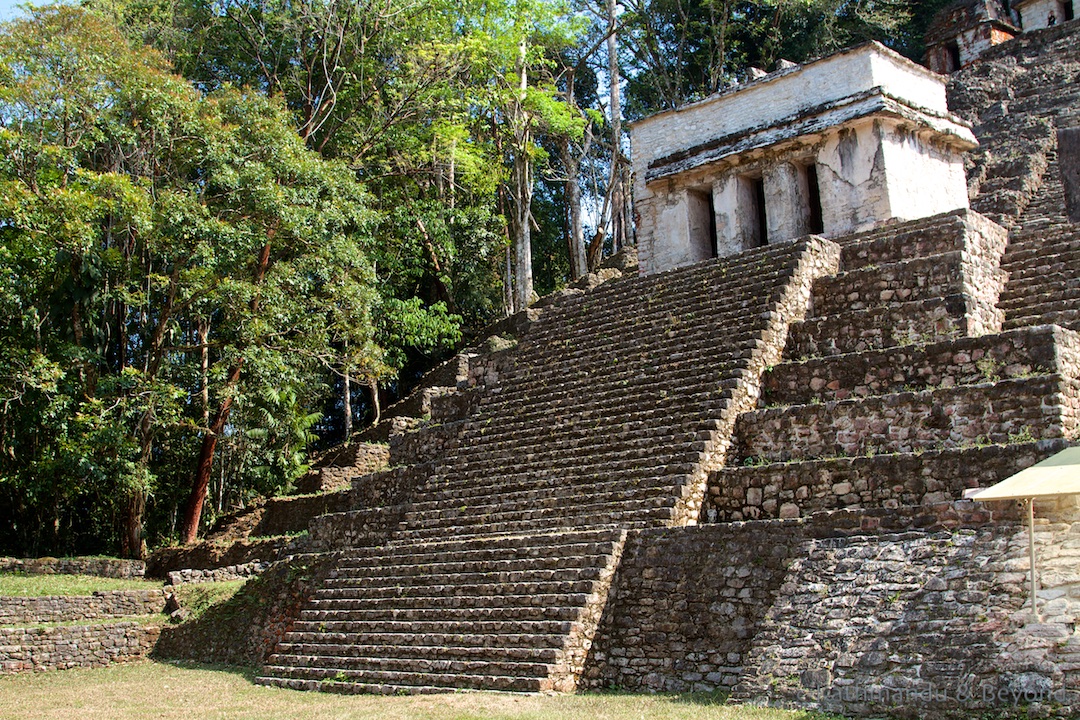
[0, 661, 837, 720]
[0, 573, 163, 597]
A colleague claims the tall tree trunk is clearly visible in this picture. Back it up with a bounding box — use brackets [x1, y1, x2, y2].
[561, 68, 590, 280]
[180, 362, 242, 544]
[511, 35, 534, 311]
[368, 378, 381, 426]
[343, 368, 353, 439]
[607, 0, 627, 255]
[120, 490, 145, 559]
[179, 237, 273, 545]
[562, 136, 588, 279]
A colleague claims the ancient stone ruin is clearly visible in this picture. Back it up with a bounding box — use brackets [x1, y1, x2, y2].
[144, 17, 1080, 719]
[924, 0, 1019, 74]
[1015, 0, 1076, 30]
[633, 42, 975, 274]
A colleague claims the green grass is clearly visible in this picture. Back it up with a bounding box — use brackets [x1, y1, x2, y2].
[0, 661, 840, 720]
[172, 579, 249, 621]
[0, 615, 164, 630]
[0, 573, 163, 597]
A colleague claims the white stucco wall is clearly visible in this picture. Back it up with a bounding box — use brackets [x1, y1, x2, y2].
[881, 124, 971, 222]
[815, 121, 892, 237]
[1016, 0, 1070, 29]
[630, 42, 949, 175]
[632, 42, 976, 276]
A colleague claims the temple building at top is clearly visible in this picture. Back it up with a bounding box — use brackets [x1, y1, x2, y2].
[631, 42, 979, 275]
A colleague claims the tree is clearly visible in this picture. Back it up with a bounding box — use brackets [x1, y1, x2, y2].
[0, 6, 377, 554]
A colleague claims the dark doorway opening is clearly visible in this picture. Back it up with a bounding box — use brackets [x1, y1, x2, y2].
[803, 162, 825, 235]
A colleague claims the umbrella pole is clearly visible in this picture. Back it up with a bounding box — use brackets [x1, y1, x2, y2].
[1027, 497, 1039, 622]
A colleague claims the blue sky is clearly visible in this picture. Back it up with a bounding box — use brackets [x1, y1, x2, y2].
[0, 0, 31, 21]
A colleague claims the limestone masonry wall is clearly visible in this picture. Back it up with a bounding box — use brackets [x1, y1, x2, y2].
[761, 325, 1062, 405]
[707, 441, 1066, 522]
[146, 537, 293, 578]
[732, 512, 1080, 717]
[0, 590, 166, 625]
[165, 562, 268, 585]
[0, 557, 145, 578]
[583, 523, 801, 692]
[585, 505, 1080, 716]
[0, 623, 161, 675]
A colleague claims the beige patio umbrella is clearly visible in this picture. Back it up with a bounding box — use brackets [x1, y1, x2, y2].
[964, 445, 1080, 621]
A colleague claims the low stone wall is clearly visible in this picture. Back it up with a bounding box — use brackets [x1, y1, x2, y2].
[252, 491, 354, 537]
[0, 590, 166, 625]
[165, 562, 268, 586]
[146, 537, 296, 579]
[0, 623, 161, 674]
[307, 504, 408, 551]
[429, 387, 482, 423]
[154, 553, 337, 667]
[762, 325, 1063, 405]
[296, 443, 390, 494]
[0, 557, 145, 578]
[738, 375, 1072, 463]
[350, 462, 431, 509]
[707, 440, 1066, 522]
[388, 420, 464, 466]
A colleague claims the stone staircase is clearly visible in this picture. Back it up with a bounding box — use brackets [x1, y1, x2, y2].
[252, 236, 840, 693]
[258, 528, 626, 693]
[999, 154, 1080, 331]
[950, 23, 1080, 229]
[949, 24, 1080, 332]
[708, 209, 1079, 526]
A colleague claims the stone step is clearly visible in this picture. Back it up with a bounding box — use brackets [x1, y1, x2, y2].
[265, 652, 553, 678]
[302, 591, 592, 615]
[737, 375, 1069, 463]
[488, 365, 750, 410]
[329, 527, 622, 561]
[276, 629, 569, 651]
[286, 604, 584, 629]
[269, 642, 562, 667]
[415, 471, 681, 509]
[256, 666, 549, 693]
[999, 281, 1080, 313]
[440, 427, 711, 468]
[522, 272, 790, 347]
[433, 458, 697, 493]
[322, 567, 607, 592]
[517, 321, 765, 371]
[400, 499, 676, 539]
[400, 515, 664, 542]
[811, 252, 972, 317]
[761, 325, 1062, 406]
[520, 275, 797, 350]
[784, 294, 996, 359]
[1001, 235, 1080, 271]
[469, 385, 741, 431]
[283, 618, 579, 640]
[314, 578, 597, 602]
[831, 210, 975, 269]
[1004, 308, 1080, 331]
[707, 440, 1066, 522]
[1001, 263, 1080, 291]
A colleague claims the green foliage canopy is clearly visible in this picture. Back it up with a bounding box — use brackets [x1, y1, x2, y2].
[0, 5, 380, 554]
